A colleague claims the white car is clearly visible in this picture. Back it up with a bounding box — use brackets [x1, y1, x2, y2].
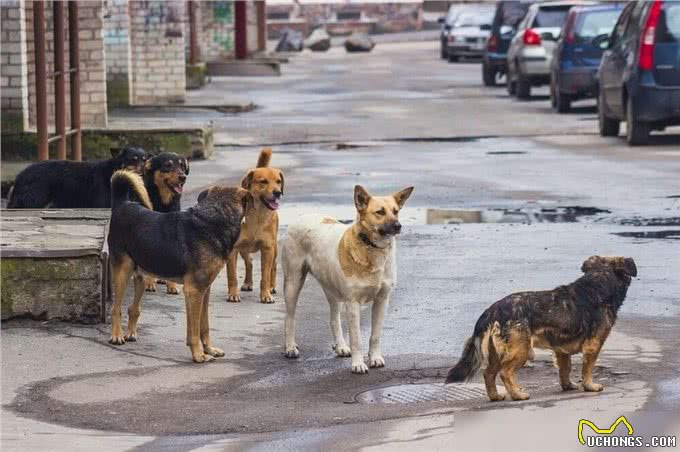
[507, 1, 594, 98]
[445, 4, 495, 62]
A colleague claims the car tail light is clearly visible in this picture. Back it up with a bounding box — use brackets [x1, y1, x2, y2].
[523, 28, 541, 46]
[564, 10, 577, 44]
[639, 0, 661, 70]
[487, 35, 498, 52]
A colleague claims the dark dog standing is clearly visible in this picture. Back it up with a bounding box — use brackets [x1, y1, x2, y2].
[446, 256, 637, 401]
[7, 147, 147, 208]
[107, 170, 251, 363]
[138, 152, 190, 295]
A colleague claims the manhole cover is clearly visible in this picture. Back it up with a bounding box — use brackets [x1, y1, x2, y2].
[355, 383, 487, 404]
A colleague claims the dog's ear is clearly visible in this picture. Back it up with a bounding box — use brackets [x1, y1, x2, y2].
[279, 171, 284, 196]
[197, 188, 210, 203]
[617, 257, 638, 277]
[110, 147, 122, 158]
[354, 185, 371, 212]
[182, 158, 190, 175]
[393, 186, 414, 209]
[241, 170, 254, 190]
[581, 255, 602, 273]
[144, 159, 153, 175]
[237, 188, 254, 210]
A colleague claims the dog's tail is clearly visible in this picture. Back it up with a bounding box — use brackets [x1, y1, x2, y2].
[111, 169, 152, 210]
[445, 314, 498, 384]
[256, 147, 272, 168]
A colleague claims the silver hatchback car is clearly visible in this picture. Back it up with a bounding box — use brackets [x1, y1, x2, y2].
[507, 1, 593, 99]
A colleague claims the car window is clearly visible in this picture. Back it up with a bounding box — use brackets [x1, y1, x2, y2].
[533, 6, 571, 28]
[610, 2, 634, 47]
[657, 0, 680, 43]
[575, 9, 621, 43]
[454, 10, 495, 27]
[501, 1, 531, 27]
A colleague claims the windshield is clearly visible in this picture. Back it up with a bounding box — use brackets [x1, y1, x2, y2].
[657, 0, 680, 43]
[455, 10, 495, 27]
[574, 9, 621, 42]
[533, 6, 571, 28]
[500, 2, 531, 27]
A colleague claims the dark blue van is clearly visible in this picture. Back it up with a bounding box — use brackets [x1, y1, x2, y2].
[482, 1, 534, 86]
[550, 4, 624, 112]
[598, 0, 680, 145]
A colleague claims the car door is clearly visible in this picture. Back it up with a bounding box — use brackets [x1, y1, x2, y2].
[599, 2, 635, 117]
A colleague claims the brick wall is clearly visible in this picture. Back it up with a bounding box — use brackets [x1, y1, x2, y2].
[22, 1, 108, 129]
[1, 0, 29, 132]
[103, 0, 131, 107]
[199, 1, 234, 61]
[129, 0, 186, 105]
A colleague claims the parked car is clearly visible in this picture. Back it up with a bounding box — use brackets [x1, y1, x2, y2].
[507, 1, 593, 99]
[483, 1, 534, 86]
[598, 0, 680, 145]
[439, 4, 468, 59]
[446, 5, 496, 62]
[550, 4, 624, 112]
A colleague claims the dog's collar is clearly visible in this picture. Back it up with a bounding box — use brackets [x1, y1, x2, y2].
[358, 231, 386, 250]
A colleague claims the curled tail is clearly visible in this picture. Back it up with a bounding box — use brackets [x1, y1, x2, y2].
[256, 147, 272, 168]
[111, 170, 152, 210]
[445, 336, 483, 383]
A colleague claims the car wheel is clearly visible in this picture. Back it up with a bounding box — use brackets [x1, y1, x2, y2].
[448, 54, 459, 63]
[516, 71, 531, 99]
[506, 65, 516, 95]
[482, 62, 497, 87]
[598, 90, 620, 137]
[550, 79, 557, 109]
[556, 90, 571, 113]
[626, 98, 649, 146]
[441, 42, 447, 59]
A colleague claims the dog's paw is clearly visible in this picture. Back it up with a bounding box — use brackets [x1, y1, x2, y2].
[561, 382, 579, 391]
[351, 362, 369, 374]
[260, 294, 276, 304]
[240, 283, 253, 292]
[583, 382, 603, 392]
[204, 346, 225, 358]
[510, 391, 530, 401]
[145, 282, 157, 292]
[166, 285, 180, 295]
[192, 353, 216, 364]
[109, 335, 126, 345]
[227, 293, 241, 303]
[368, 355, 385, 368]
[270, 287, 277, 294]
[123, 333, 137, 342]
[488, 393, 506, 402]
[284, 347, 300, 359]
[334, 344, 352, 358]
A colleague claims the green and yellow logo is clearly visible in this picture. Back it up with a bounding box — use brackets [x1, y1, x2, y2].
[578, 415, 634, 445]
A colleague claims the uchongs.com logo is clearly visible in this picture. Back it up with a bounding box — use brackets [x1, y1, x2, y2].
[578, 415, 677, 448]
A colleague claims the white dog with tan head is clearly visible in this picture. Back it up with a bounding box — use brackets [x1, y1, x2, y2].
[281, 185, 414, 373]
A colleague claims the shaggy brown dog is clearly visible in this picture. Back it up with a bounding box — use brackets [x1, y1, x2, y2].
[227, 148, 284, 303]
[446, 256, 637, 401]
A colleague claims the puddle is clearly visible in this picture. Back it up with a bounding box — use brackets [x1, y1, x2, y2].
[611, 230, 680, 240]
[426, 206, 609, 225]
[486, 151, 527, 155]
[619, 217, 680, 227]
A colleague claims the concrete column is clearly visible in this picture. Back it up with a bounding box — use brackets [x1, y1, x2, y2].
[103, 0, 131, 108]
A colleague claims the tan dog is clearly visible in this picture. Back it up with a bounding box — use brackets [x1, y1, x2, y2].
[282, 185, 414, 373]
[227, 148, 284, 304]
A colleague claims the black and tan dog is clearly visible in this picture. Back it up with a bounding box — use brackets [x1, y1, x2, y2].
[7, 146, 147, 208]
[227, 148, 284, 304]
[139, 152, 190, 295]
[107, 170, 251, 363]
[446, 256, 637, 401]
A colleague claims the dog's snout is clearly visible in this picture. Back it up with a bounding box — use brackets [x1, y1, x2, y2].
[273, 190, 282, 199]
[179, 174, 187, 183]
[393, 221, 402, 233]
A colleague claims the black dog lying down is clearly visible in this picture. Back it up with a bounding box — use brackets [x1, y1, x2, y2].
[107, 170, 252, 363]
[7, 147, 147, 208]
[446, 256, 637, 402]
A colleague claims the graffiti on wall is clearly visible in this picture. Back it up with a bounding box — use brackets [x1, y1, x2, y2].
[103, 0, 128, 45]
[139, 1, 183, 37]
[212, 1, 233, 52]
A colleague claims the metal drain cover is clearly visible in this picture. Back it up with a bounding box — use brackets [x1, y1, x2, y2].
[355, 383, 487, 404]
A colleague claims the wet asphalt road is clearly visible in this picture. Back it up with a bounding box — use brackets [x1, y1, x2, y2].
[2, 41, 680, 451]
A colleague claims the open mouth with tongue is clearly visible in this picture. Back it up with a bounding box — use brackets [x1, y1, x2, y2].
[261, 196, 280, 210]
[166, 181, 184, 195]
